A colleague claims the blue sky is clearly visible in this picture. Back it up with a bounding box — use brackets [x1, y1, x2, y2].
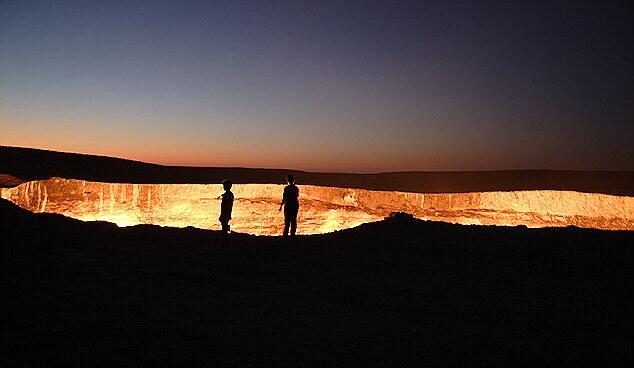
[1, 0, 632, 171]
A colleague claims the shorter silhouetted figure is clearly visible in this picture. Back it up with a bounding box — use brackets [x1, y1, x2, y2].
[279, 174, 299, 237]
[218, 179, 234, 237]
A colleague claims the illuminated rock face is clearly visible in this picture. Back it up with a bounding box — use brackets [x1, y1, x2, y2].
[2, 178, 634, 234]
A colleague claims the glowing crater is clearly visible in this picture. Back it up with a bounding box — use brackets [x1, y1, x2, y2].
[2, 178, 633, 235]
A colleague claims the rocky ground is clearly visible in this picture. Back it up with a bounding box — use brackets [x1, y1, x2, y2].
[2, 199, 633, 366]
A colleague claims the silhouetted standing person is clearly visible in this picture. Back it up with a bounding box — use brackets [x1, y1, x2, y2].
[279, 175, 299, 237]
[219, 179, 234, 238]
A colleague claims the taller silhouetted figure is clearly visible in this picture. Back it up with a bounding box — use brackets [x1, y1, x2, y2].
[279, 174, 299, 237]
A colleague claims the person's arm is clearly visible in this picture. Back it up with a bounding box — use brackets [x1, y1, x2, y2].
[279, 189, 285, 211]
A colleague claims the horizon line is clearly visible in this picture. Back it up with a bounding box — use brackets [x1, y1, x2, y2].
[3, 144, 633, 175]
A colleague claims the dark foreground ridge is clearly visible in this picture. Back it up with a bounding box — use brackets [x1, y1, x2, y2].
[2, 199, 633, 366]
[3, 145, 634, 195]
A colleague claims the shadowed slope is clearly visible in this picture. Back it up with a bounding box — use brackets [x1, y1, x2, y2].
[2, 145, 634, 195]
[2, 199, 633, 366]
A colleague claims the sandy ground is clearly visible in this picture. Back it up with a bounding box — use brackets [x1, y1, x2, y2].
[2, 199, 633, 366]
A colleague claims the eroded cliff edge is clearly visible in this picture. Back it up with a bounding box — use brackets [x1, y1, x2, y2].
[2, 178, 633, 234]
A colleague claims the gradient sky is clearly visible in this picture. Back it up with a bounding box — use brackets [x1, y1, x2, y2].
[1, 0, 633, 172]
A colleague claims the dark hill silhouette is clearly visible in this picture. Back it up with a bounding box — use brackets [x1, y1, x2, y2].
[2, 198, 633, 366]
[2, 145, 634, 195]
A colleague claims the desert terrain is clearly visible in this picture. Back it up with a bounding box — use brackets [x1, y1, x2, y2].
[2, 146, 634, 366]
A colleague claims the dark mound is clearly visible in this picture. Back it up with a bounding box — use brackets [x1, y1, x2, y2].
[2, 199, 633, 366]
[3, 145, 634, 195]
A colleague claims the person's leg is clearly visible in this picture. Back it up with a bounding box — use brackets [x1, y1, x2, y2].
[290, 217, 297, 236]
[289, 207, 298, 236]
[283, 217, 290, 236]
[221, 221, 230, 233]
[220, 221, 230, 246]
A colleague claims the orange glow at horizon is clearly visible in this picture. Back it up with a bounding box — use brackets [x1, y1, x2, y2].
[0, 113, 501, 173]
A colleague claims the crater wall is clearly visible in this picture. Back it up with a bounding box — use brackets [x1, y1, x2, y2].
[2, 178, 633, 234]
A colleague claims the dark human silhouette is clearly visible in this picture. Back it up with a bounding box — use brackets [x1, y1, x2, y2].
[218, 179, 234, 236]
[279, 174, 299, 236]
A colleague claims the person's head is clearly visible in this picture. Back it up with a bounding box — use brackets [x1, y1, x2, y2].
[286, 174, 295, 184]
[222, 179, 232, 191]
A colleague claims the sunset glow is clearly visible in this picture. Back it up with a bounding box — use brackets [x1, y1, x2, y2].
[2, 1, 633, 172]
